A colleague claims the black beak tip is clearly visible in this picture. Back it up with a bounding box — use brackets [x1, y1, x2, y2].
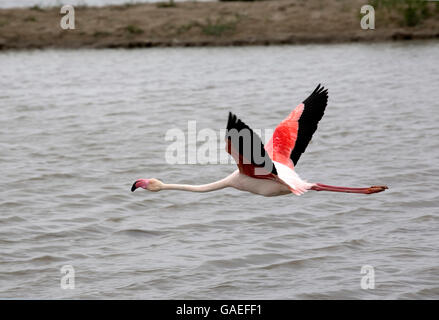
[131, 181, 138, 192]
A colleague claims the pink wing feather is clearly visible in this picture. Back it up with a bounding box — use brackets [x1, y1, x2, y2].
[265, 104, 304, 170]
[265, 84, 328, 171]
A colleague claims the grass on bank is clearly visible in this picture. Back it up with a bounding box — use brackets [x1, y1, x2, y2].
[370, 0, 439, 27]
[125, 24, 144, 35]
[177, 14, 242, 37]
[201, 18, 238, 36]
[156, 1, 177, 8]
[23, 16, 37, 22]
[30, 5, 44, 12]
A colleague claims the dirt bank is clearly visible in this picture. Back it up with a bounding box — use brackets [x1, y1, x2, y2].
[0, 0, 438, 50]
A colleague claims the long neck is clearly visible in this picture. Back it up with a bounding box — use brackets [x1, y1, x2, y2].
[161, 176, 230, 193]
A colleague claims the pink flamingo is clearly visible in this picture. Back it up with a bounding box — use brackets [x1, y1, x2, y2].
[131, 85, 387, 196]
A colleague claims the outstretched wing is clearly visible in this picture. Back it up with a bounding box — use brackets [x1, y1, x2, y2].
[225, 112, 277, 178]
[265, 84, 328, 168]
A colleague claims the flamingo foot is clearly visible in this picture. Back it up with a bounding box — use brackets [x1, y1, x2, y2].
[368, 185, 388, 194]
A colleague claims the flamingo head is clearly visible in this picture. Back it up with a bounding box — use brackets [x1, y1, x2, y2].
[131, 178, 163, 192]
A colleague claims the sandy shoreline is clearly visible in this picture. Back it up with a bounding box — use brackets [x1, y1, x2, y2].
[0, 0, 438, 50]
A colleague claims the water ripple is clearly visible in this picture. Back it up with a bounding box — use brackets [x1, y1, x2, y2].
[1, 42, 438, 299]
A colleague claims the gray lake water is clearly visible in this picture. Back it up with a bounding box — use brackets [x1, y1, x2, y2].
[1, 42, 439, 299]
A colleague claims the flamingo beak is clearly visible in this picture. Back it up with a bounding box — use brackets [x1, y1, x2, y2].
[131, 179, 149, 192]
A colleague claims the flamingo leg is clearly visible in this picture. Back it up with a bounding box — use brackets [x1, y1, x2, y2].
[311, 183, 388, 194]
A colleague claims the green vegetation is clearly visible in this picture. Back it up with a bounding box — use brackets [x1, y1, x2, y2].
[156, 1, 177, 8]
[30, 5, 43, 11]
[121, 1, 139, 9]
[176, 21, 200, 35]
[125, 24, 144, 35]
[201, 18, 237, 36]
[23, 16, 37, 22]
[177, 15, 241, 37]
[93, 31, 110, 37]
[370, 0, 437, 27]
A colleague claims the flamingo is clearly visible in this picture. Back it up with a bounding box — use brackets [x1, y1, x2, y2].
[131, 85, 388, 197]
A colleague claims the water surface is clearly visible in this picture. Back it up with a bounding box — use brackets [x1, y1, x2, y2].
[1, 41, 439, 299]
